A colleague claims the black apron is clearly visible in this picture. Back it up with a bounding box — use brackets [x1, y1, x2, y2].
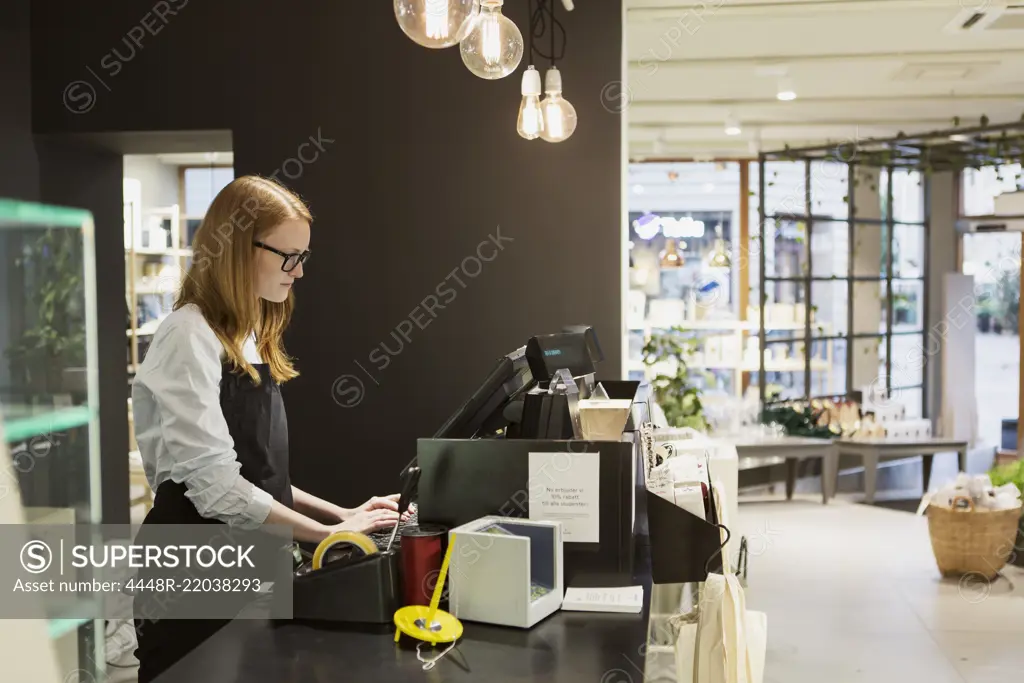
[133, 363, 293, 683]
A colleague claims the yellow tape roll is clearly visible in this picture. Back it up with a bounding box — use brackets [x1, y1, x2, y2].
[312, 531, 378, 570]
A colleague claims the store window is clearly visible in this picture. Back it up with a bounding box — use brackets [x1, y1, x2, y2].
[961, 164, 1023, 217]
[961, 231, 1020, 449]
[959, 163, 1021, 449]
[181, 166, 234, 247]
[751, 162, 925, 415]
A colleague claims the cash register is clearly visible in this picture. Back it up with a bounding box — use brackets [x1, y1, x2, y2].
[417, 326, 648, 586]
[291, 326, 644, 622]
[431, 325, 611, 441]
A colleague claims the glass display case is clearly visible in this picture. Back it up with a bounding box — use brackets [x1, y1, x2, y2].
[0, 199, 104, 681]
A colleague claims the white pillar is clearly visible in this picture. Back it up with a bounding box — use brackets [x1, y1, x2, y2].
[851, 167, 883, 394]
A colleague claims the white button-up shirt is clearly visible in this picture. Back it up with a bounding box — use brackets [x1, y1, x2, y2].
[131, 304, 274, 528]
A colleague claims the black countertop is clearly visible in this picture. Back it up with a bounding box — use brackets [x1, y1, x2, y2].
[153, 533, 654, 683]
[149, 443, 657, 683]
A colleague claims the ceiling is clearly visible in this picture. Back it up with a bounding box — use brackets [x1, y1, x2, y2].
[625, 0, 1024, 159]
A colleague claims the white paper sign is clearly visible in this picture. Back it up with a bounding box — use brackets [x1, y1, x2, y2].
[528, 452, 600, 543]
[562, 585, 644, 614]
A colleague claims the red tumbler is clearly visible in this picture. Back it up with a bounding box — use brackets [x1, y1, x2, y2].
[400, 525, 446, 606]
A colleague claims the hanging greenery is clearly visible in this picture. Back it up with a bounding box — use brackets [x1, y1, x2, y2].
[764, 119, 1024, 175]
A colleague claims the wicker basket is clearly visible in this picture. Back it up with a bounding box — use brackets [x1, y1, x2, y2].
[926, 495, 1023, 580]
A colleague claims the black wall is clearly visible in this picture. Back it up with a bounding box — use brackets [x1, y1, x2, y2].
[30, 1, 624, 507]
[1, 1, 39, 199]
[3, 1, 130, 522]
[36, 139, 128, 525]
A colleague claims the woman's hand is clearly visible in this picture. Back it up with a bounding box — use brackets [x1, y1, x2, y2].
[350, 494, 414, 521]
[330, 508, 401, 535]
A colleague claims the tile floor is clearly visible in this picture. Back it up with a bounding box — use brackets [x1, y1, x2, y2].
[733, 495, 1024, 683]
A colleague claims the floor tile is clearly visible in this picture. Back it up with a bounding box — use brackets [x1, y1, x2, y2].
[929, 631, 1024, 683]
[735, 498, 1022, 682]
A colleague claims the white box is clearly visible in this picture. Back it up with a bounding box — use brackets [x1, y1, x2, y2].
[448, 517, 563, 629]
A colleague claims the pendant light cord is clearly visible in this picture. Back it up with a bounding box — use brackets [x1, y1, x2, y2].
[549, 0, 554, 67]
[527, 0, 534, 63]
[529, 0, 566, 65]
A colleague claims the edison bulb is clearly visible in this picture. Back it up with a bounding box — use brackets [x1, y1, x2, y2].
[539, 67, 577, 143]
[517, 66, 544, 140]
[394, 0, 479, 49]
[460, 0, 523, 80]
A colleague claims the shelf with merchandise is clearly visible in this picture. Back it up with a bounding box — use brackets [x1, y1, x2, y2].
[628, 313, 837, 398]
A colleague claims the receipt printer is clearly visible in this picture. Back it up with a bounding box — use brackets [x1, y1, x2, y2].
[448, 517, 563, 629]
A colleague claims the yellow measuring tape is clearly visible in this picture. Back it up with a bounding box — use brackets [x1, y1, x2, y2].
[393, 531, 463, 645]
[311, 531, 378, 570]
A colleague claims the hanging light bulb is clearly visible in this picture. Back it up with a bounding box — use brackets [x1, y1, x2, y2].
[539, 67, 577, 143]
[517, 66, 545, 140]
[704, 224, 732, 268]
[460, 0, 523, 80]
[394, 0, 479, 49]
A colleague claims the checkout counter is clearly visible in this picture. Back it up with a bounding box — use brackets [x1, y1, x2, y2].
[142, 328, 717, 682]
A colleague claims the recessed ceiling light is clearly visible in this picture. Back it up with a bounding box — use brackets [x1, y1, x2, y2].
[633, 184, 645, 194]
[776, 77, 796, 101]
[725, 117, 742, 136]
[949, 134, 971, 143]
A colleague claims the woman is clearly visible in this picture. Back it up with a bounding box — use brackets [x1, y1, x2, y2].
[131, 176, 402, 681]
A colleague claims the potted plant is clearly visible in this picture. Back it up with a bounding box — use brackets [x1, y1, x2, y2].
[977, 297, 995, 333]
[641, 327, 707, 431]
[989, 458, 1024, 568]
[4, 229, 86, 401]
[996, 268, 1020, 336]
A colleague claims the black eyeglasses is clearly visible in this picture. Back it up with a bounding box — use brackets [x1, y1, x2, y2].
[253, 241, 311, 273]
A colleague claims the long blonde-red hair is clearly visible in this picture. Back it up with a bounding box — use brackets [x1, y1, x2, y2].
[176, 175, 311, 384]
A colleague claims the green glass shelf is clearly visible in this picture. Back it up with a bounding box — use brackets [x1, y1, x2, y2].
[48, 616, 92, 640]
[3, 405, 92, 442]
[0, 199, 93, 228]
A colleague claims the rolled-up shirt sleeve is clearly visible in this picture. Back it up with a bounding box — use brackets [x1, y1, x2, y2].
[135, 316, 273, 528]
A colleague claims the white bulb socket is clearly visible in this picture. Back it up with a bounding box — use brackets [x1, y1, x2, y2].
[544, 66, 563, 95]
[522, 65, 542, 96]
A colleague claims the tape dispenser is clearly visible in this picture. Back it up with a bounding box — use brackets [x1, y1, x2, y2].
[291, 468, 420, 624]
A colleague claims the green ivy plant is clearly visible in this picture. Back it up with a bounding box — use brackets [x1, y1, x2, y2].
[641, 327, 707, 431]
[761, 391, 837, 438]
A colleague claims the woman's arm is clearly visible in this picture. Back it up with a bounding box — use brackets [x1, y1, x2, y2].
[264, 499, 332, 543]
[291, 485, 350, 524]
